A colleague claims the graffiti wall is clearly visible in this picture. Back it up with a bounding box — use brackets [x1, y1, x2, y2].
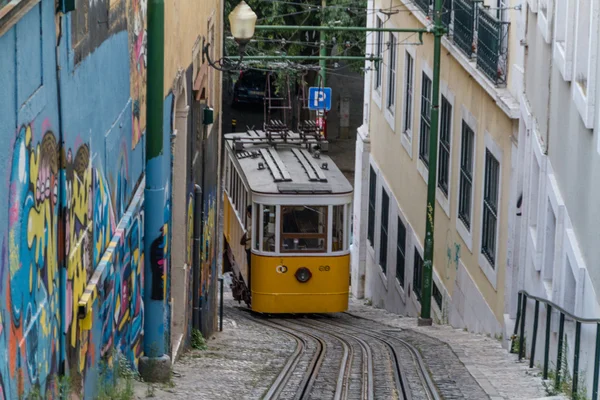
[0, 125, 61, 399]
[129, 0, 147, 148]
[199, 123, 220, 337]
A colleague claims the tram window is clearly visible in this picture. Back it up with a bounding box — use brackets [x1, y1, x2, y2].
[332, 205, 345, 251]
[262, 205, 276, 252]
[253, 203, 260, 250]
[281, 206, 327, 252]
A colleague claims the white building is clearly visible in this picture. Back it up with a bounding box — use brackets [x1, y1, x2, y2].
[511, 0, 600, 396]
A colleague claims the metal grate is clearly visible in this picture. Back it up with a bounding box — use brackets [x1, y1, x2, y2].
[396, 218, 407, 288]
[442, 0, 453, 32]
[458, 121, 474, 229]
[419, 72, 432, 165]
[477, 7, 509, 86]
[413, 249, 423, 301]
[414, 0, 431, 15]
[482, 149, 499, 266]
[437, 96, 452, 196]
[433, 282, 443, 309]
[379, 190, 390, 274]
[368, 167, 377, 245]
[453, 0, 477, 58]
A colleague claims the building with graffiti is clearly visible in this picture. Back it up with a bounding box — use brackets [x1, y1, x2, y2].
[0, 0, 223, 397]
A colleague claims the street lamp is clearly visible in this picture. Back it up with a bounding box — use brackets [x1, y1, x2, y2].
[203, 1, 257, 71]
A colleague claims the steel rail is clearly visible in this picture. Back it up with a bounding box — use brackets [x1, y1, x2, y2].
[333, 313, 442, 400]
[292, 318, 375, 400]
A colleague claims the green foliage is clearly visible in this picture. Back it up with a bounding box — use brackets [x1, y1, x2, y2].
[192, 329, 208, 350]
[542, 336, 589, 400]
[224, 0, 368, 74]
[95, 351, 138, 400]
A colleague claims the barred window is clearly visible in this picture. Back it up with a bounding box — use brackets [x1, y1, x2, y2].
[386, 33, 397, 111]
[413, 249, 423, 300]
[374, 17, 384, 91]
[433, 282, 443, 309]
[482, 150, 500, 266]
[458, 121, 474, 229]
[437, 96, 452, 196]
[419, 73, 432, 165]
[368, 167, 377, 245]
[396, 218, 407, 288]
[379, 190, 390, 273]
[403, 52, 414, 134]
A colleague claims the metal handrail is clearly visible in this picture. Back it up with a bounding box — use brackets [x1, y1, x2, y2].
[513, 290, 600, 400]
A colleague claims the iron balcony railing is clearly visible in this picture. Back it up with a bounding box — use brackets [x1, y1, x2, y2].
[452, 0, 477, 58]
[412, 0, 509, 87]
[512, 290, 600, 400]
[441, 0, 453, 33]
[415, 0, 431, 16]
[476, 7, 509, 85]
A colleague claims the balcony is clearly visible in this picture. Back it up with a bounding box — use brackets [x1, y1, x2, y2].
[415, 0, 431, 15]
[416, 0, 510, 87]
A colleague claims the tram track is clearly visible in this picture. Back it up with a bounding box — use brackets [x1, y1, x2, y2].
[230, 307, 442, 400]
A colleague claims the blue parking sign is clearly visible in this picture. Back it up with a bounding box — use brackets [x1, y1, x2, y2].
[308, 87, 332, 111]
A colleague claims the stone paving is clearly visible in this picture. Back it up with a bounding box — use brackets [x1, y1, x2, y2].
[345, 297, 567, 400]
[133, 291, 568, 399]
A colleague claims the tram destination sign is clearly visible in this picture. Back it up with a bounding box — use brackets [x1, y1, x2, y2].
[308, 87, 332, 111]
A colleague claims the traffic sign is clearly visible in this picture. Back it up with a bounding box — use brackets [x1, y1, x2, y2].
[308, 87, 332, 111]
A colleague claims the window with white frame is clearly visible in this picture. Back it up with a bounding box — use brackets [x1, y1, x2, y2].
[368, 166, 377, 245]
[419, 72, 432, 165]
[572, 0, 599, 128]
[403, 52, 414, 135]
[386, 33, 397, 112]
[553, 0, 576, 81]
[374, 17, 384, 92]
[574, 1, 591, 93]
[458, 121, 475, 230]
[481, 149, 500, 267]
[396, 218, 407, 288]
[437, 96, 452, 197]
[379, 190, 390, 274]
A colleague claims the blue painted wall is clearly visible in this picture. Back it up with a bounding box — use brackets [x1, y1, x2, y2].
[0, 0, 171, 398]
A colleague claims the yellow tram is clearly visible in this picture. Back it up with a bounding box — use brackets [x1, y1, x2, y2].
[223, 127, 353, 314]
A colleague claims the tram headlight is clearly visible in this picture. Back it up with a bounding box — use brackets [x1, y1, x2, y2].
[295, 267, 312, 283]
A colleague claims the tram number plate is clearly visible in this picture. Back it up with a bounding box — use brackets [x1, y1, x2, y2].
[318, 265, 330, 272]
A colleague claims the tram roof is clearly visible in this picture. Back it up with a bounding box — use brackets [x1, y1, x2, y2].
[225, 130, 353, 196]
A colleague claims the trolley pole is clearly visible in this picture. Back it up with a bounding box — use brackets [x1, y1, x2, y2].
[419, 0, 445, 326]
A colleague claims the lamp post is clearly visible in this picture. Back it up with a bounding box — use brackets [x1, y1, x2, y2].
[204, 0, 257, 72]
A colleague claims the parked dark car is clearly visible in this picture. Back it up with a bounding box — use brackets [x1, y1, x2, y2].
[232, 70, 271, 107]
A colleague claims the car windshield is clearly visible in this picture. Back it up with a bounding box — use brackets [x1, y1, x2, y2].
[239, 71, 266, 90]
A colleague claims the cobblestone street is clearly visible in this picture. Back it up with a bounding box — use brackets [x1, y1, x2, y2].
[133, 284, 566, 400]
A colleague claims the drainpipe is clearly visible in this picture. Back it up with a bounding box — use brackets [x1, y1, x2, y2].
[55, 13, 67, 376]
[192, 184, 202, 330]
[140, 0, 171, 382]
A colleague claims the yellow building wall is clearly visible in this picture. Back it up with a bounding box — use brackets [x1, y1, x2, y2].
[369, 0, 514, 323]
[164, 0, 223, 112]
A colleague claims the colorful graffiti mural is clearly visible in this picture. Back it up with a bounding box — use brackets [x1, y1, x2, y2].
[129, 0, 147, 148]
[1, 125, 61, 399]
[0, 122, 146, 398]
